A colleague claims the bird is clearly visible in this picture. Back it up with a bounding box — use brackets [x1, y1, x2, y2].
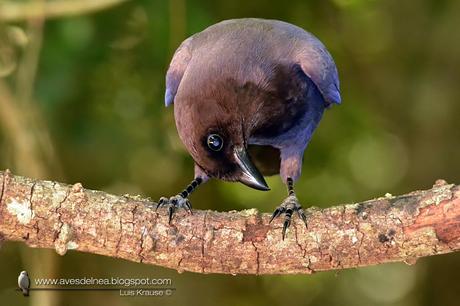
[157, 18, 341, 239]
[18, 270, 30, 296]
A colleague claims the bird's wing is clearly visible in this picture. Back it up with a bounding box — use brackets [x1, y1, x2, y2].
[164, 37, 193, 107]
[165, 19, 341, 108]
[294, 33, 341, 107]
[19, 276, 30, 289]
[210, 18, 342, 106]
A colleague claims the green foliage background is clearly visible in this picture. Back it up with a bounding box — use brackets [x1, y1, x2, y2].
[0, 0, 459, 305]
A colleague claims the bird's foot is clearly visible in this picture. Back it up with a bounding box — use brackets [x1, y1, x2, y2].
[269, 194, 308, 240]
[156, 194, 192, 224]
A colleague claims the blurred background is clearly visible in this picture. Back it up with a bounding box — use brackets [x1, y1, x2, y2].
[0, 0, 459, 305]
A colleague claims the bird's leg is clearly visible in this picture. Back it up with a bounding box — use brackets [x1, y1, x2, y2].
[156, 177, 203, 224]
[269, 177, 308, 240]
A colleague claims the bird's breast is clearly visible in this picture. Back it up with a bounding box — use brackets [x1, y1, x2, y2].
[247, 145, 281, 176]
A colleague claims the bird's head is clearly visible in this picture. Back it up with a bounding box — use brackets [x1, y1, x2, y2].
[173, 87, 269, 191]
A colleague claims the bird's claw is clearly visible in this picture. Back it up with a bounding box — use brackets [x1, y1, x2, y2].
[156, 195, 192, 224]
[269, 195, 307, 240]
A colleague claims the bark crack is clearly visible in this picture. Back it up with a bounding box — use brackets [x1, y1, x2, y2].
[53, 186, 71, 243]
[115, 216, 123, 254]
[0, 171, 7, 207]
[251, 241, 260, 275]
[357, 227, 365, 265]
[201, 210, 208, 273]
[0, 171, 7, 223]
[28, 182, 36, 212]
[293, 222, 307, 258]
[138, 226, 147, 263]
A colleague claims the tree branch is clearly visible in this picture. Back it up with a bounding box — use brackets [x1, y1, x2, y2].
[0, 170, 458, 274]
[0, 0, 129, 22]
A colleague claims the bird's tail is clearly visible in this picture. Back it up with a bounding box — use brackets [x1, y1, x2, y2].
[22, 288, 29, 296]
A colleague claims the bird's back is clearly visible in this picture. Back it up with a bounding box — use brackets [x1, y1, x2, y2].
[182, 18, 340, 106]
[186, 19, 306, 85]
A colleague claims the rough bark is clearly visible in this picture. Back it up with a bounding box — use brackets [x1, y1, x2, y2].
[0, 170, 458, 274]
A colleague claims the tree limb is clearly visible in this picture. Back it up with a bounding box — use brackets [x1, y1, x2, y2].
[0, 0, 129, 22]
[0, 170, 458, 274]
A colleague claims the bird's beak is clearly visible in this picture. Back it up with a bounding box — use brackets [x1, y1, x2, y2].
[233, 146, 270, 191]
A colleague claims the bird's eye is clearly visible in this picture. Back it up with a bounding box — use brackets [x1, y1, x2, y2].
[207, 134, 224, 151]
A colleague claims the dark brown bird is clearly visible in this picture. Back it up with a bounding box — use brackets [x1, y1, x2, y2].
[157, 18, 341, 239]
